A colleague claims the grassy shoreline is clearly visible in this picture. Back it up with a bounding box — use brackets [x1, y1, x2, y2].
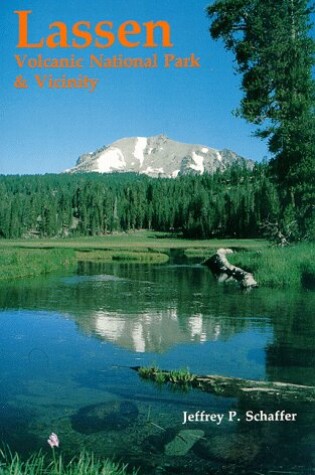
[0, 450, 137, 475]
[0, 231, 314, 288]
[0, 248, 76, 281]
[229, 243, 315, 288]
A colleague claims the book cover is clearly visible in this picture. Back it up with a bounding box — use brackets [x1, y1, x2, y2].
[0, 1, 314, 474]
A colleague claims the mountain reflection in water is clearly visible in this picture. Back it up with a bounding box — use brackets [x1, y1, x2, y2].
[1, 261, 314, 374]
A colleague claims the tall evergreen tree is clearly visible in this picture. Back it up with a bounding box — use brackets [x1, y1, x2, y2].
[207, 0, 315, 238]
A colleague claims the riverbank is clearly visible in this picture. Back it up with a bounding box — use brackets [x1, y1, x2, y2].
[183, 241, 315, 289]
[0, 248, 76, 281]
[229, 243, 315, 288]
[0, 231, 265, 281]
[0, 231, 314, 288]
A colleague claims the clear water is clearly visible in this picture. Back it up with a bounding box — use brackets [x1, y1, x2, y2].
[0, 258, 314, 474]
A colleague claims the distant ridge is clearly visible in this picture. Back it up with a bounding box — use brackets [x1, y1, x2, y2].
[66, 134, 252, 177]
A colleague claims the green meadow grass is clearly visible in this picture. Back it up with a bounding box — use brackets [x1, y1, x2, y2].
[0, 231, 267, 252]
[229, 242, 315, 288]
[0, 248, 76, 281]
[76, 248, 169, 263]
[0, 450, 137, 475]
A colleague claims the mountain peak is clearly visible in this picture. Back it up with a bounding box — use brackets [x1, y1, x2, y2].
[66, 135, 251, 177]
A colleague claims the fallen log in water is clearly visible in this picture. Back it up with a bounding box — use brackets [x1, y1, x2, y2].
[192, 374, 315, 402]
[203, 248, 258, 288]
[133, 367, 315, 403]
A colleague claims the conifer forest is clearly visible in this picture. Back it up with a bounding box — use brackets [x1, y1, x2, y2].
[1, 163, 308, 241]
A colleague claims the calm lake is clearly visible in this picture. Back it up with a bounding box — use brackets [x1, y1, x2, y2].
[0, 256, 314, 474]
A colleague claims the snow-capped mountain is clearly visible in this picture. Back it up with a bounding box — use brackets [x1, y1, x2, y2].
[66, 135, 252, 177]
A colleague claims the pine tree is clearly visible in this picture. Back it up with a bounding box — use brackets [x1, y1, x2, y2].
[207, 0, 315, 238]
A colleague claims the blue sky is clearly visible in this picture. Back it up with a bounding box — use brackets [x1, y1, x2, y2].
[0, 0, 269, 175]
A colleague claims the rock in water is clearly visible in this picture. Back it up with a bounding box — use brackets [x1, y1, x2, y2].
[71, 400, 138, 434]
[164, 430, 205, 456]
[194, 433, 260, 463]
[204, 248, 258, 289]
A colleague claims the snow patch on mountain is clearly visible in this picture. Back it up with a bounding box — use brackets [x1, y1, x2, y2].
[190, 152, 204, 174]
[97, 147, 126, 172]
[133, 137, 147, 167]
[215, 151, 222, 162]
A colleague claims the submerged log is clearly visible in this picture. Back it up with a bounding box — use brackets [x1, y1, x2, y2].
[192, 374, 315, 402]
[133, 367, 315, 403]
[203, 248, 258, 288]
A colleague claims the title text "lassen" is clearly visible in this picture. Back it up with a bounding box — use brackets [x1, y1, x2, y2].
[14, 10, 174, 49]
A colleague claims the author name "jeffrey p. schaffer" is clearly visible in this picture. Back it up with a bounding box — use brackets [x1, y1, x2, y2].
[182, 410, 297, 425]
